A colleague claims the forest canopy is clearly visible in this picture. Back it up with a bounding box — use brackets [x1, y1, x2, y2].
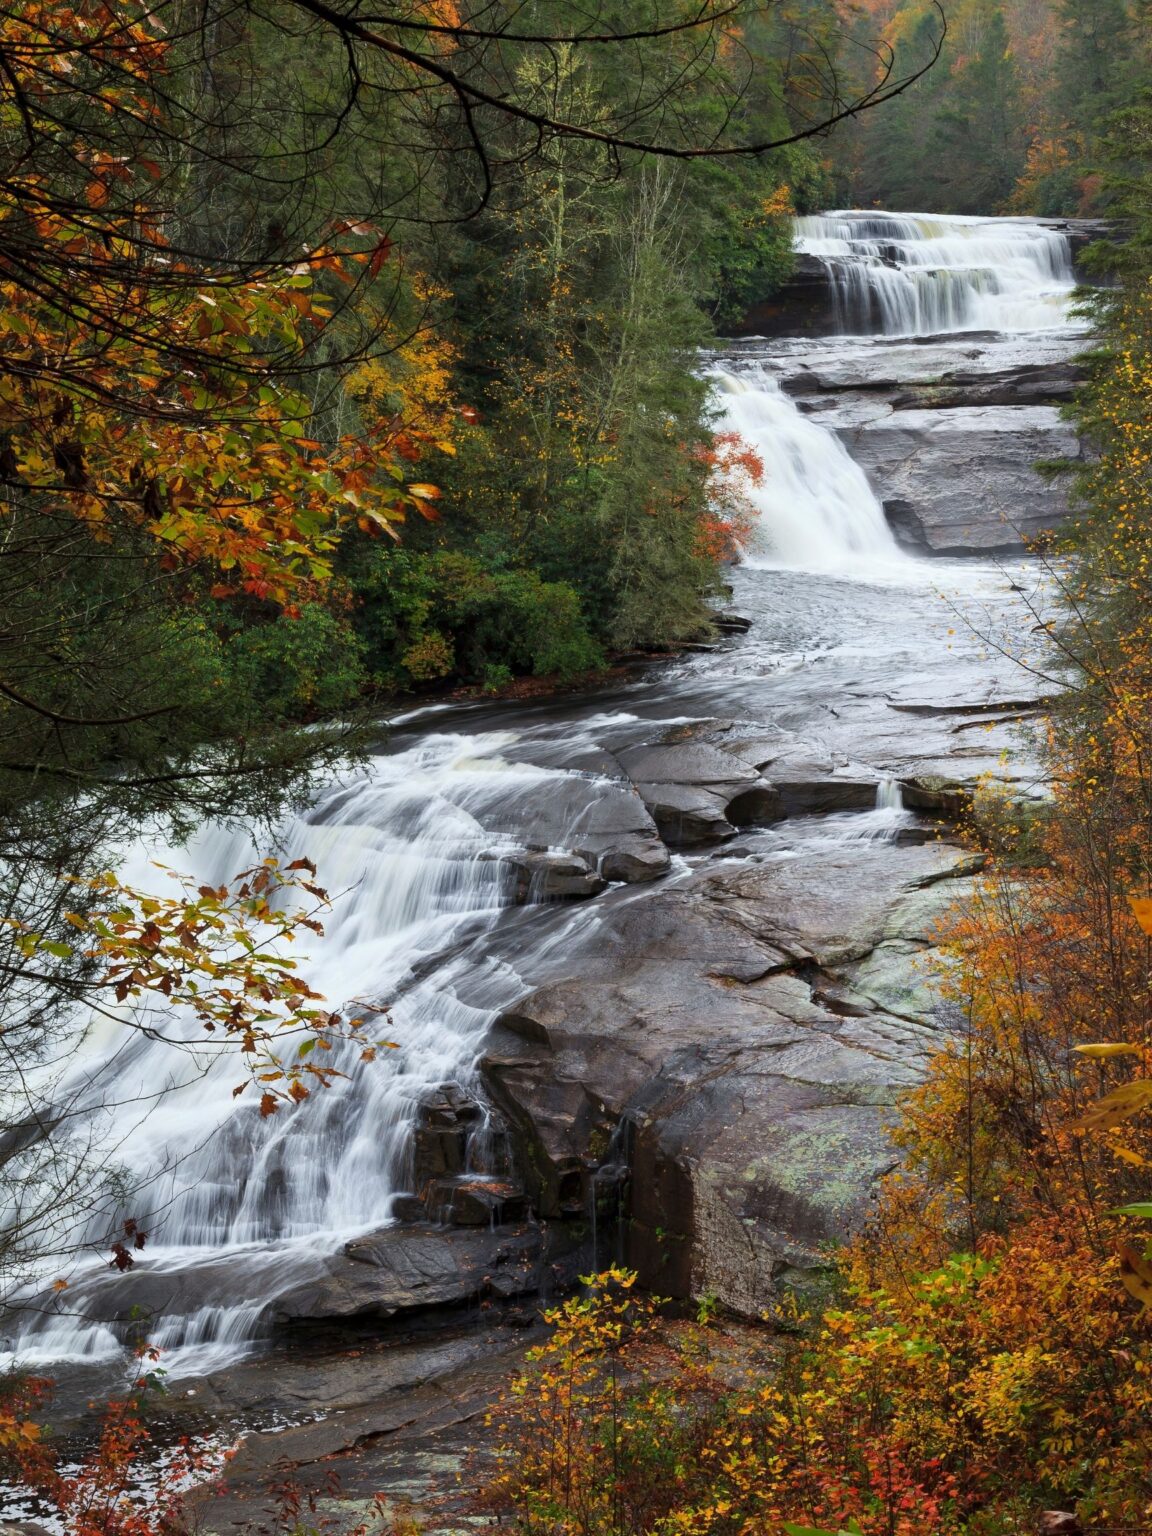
[827, 0, 1150, 215]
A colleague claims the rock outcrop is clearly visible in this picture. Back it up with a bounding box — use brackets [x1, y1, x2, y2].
[482, 837, 976, 1314]
[841, 405, 1083, 553]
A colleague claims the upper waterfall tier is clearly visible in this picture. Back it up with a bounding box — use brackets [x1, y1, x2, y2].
[795, 212, 1076, 338]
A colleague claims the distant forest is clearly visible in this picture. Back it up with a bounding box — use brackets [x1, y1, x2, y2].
[826, 0, 1145, 215]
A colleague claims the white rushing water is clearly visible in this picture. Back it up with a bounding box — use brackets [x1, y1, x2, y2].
[796, 211, 1076, 336]
[710, 365, 903, 575]
[0, 730, 618, 1373]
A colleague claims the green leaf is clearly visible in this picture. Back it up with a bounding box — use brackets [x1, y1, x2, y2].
[1111, 1203, 1152, 1218]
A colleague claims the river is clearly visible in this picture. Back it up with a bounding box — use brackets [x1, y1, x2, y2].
[0, 211, 1083, 1394]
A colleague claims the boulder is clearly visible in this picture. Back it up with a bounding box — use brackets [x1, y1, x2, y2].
[505, 850, 607, 903]
[599, 837, 673, 883]
[899, 775, 972, 818]
[632, 783, 738, 845]
[272, 1225, 547, 1322]
[455, 768, 661, 867]
[617, 741, 760, 786]
[711, 611, 754, 634]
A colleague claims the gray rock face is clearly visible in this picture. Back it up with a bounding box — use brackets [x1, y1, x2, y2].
[732, 252, 841, 338]
[481, 837, 974, 1315]
[773, 777, 879, 816]
[841, 406, 1083, 553]
[890, 359, 1082, 410]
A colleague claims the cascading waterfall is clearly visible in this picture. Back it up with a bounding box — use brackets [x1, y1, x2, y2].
[710, 365, 903, 574]
[796, 211, 1076, 336]
[0, 731, 615, 1374]
[3, 212, 1075, 1378]
[708, 212, 1079, 568]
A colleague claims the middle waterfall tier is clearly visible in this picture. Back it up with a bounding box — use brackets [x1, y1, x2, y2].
[710, 364, 902, 574]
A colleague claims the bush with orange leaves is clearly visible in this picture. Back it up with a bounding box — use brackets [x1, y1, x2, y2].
[485, 1239, 1151, 1534]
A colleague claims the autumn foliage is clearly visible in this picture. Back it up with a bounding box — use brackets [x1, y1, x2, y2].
[695, 432, 763, 563]
[0, 3, 458, 614]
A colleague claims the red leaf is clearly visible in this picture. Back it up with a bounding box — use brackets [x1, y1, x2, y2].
[369, 236, 393, 281]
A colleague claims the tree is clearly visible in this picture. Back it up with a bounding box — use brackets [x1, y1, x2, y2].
[927, 1, 1023, 211]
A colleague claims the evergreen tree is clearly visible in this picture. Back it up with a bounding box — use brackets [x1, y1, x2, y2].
[1054, 0, 1138, 131]
[927, 1, 1024, 211]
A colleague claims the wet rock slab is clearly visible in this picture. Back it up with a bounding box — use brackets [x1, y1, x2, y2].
[273, 1224, 549, 1323]
[482, 836, 977, 1316]
[171, 1324, 537, 1535]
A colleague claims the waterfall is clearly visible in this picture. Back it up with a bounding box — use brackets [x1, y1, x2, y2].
[710, 365, 903, 574]
[875, 780, 905, 813]
[3, 209, 1073, 1379]
[0, 730, 614, 1375]
[795, 211, 1076, 337]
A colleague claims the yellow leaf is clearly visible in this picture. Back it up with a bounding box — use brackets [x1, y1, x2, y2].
[1069, 1078, 1152, 1133]
[1129, 895, 1152, 935]
[1073, 1042, 1145, 1059]
[1119, 1244, 1152, 1310]
[1113, 1146, 1152, 1169]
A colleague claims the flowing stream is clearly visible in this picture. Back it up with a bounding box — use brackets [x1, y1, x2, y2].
[0, 212, 1076, 1380]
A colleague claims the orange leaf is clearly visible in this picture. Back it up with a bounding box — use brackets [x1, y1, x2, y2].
[1119, 1244, 1152, 1310]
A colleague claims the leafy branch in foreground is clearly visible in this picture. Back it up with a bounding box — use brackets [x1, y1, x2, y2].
[4, 856, 394, 1113]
